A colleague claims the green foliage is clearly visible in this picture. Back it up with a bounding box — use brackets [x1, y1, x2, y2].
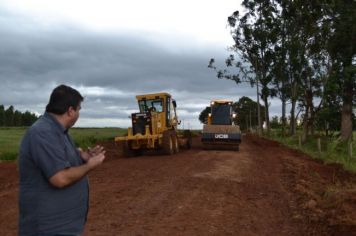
[198, 106, 210, 124]
[270, 116, 281, 129]
[4, 106, 14, 126]
[0, 105, 5, 126]
[0, 104, 38, 127]
[232, 96, 265, 131]
[267, 130, 356, 172]
[1, 152, 18, 161]
[315, 100, 342, 132]
[0, 127, 126, 161]
[69, 128, 126, 149]
[209, 0, 355, 137]
[0, 127, 26, 161]
[21, 111, 38, 126]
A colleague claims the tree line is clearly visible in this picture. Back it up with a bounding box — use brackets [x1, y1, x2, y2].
[209, 0, 355, 141]
[0, 105, 38, 127]
[199, 96, 355, 134]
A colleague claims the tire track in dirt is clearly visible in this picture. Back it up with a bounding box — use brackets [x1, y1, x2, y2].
[86, 138, 306, 236]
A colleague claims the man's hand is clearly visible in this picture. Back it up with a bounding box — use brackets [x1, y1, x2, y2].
[87, 151, 106, 169]
[50, 147, 106, 188]
[79, 145, 105, 162]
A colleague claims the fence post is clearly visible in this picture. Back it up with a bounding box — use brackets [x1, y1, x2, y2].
[349, 141, 353, 165]
[298, 135, 302, 148]
[317, 138, 321, 156]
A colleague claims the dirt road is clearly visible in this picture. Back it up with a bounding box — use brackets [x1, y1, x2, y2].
[1, 134, 355, 235]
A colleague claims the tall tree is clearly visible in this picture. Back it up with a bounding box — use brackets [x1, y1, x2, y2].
[227, 0, 279, 133]
[275, 0, 329, 137]
[325, 0, 356, 141]
[209, 0, 279, 134]
[0, 104, 38, 126]
[13, 110, 22, 126]
[210, 0, 354, 139]
[232, 96, 265, 131]
[22, 111, 38, 126]
[278, 0, 310, 136]
[4, 105, 14, 126]
[271, 29, 290, 135]
[198, 106, 210, 124]
[0, 105, 4, 126]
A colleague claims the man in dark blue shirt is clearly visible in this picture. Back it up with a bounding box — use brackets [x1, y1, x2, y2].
[19, 85, 106, 236]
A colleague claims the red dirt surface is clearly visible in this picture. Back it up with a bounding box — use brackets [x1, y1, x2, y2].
[1, 134, 355, 236]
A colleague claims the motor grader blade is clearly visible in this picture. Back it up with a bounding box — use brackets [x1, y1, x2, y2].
[177, 129, 192, 149]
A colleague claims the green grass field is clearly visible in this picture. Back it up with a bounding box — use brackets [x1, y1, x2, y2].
[0, 127, 126, 161]
[0, 127, 26, 160]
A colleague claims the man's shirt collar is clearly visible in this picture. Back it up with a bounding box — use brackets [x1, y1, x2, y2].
[43, 112, 68, 134]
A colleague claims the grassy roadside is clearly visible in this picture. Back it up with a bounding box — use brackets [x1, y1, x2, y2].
[265, 130, 356, 172]
[0, 127, 126, 161]
[69, 128, 126, 148]
[0, 127, 26, 161]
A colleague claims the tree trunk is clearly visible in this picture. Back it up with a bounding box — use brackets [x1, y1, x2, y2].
[281, 96, 286, 135]
[256, 78, 262, 135]
[310, 107, 315, 136]
[340, 84, 353, 141]
[302, 89, 314, 142]
[302, 113, 308, 143]
[263, 95, 270, 134]
[289, 80, 298, 136]
[290, 99, 296, 135]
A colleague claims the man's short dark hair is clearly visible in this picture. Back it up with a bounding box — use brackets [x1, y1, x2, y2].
[46, 85, 84, 115]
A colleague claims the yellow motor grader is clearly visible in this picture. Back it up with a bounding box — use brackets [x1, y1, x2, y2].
[115, 92, 192, 157]
[201, 100, 241, 150]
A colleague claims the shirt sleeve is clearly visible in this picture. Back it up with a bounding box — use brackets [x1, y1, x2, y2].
[30, 130, 71, 179]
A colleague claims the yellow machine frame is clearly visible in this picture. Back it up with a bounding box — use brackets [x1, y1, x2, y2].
[115, 92, 179, 150]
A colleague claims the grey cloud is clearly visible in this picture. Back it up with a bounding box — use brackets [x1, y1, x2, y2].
[0, 8, 270, 128]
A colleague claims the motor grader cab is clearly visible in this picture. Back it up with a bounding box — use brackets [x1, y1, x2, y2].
[115, 92, 191, 157]
[201, 100, 241, 150]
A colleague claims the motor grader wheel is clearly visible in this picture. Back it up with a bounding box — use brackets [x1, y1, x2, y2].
[123, 140, 142, 157]
[162, 130, 174, 155]
[172, 131, 179, 153]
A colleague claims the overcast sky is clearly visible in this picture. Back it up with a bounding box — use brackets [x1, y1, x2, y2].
[0, 0, 281, 129]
